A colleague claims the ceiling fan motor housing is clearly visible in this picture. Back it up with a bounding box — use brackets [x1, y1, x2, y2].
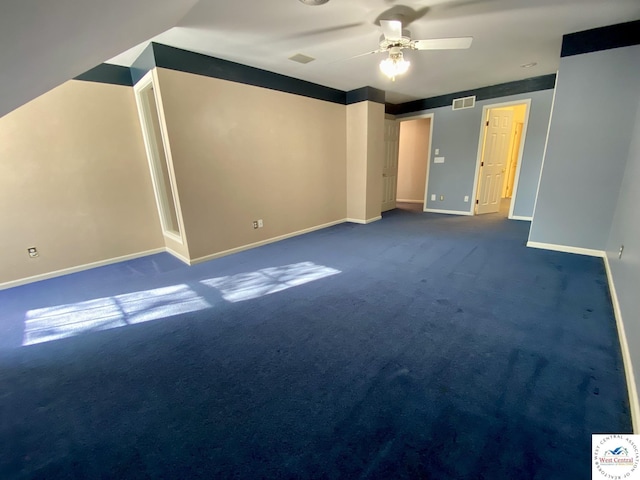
[379, 35, 413, 51]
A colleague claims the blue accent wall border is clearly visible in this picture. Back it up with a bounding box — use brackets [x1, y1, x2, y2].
[386, 74, 557, 116]
[76, 43, 387, 106]
[152, 43, 347, 105]
[346, 86, 386, 105]
[130, 43, 157, 85]
[561, 19, 640, 58]
[74, 64, 133, 87]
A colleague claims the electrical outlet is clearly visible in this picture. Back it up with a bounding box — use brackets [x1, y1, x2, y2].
[431, 194, 436, 202]
[435, 148, 439, 155]
[440, 195, 444, 201]
[464, 195, 469, 202]
[27, 247, 39, 258]
[253, 221, 258, 229]
[258, 219, 264, 228]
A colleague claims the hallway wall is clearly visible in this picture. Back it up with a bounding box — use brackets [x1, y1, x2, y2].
[397, 118, 430, 203]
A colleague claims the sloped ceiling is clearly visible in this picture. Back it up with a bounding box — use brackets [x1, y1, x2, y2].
[0, 0, 199, 118]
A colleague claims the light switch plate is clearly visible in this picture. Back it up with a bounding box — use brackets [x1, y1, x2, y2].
[431, 194, 436, 202]
[435, 148, 440, 155]
[464, 196, 469, 202]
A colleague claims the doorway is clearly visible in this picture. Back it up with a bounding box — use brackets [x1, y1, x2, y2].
[472, 100, 530, 218]
[380, 114, 433, 214]
[381, 114, 433, 213]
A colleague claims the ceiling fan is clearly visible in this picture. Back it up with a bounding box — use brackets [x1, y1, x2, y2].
[359, 19, 472, 81]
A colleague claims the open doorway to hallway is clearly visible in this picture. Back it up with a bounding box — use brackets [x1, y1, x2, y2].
[397, 117, 431, 208]
[381, 114, 433, 214]
[473, 100, 530, 218]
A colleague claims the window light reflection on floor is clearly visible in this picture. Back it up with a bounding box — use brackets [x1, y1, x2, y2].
[200, 261, 341, 302]
[22, 262, 340, 346]
[23, 284, 211, 346]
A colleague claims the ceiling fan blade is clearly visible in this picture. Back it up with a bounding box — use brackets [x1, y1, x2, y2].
[284, 22, 365, 41]
[380, 20, 402, 41]
[413, 37, 473, 50]
[329, 49, 382, 64]
[349, 49, 384, 60]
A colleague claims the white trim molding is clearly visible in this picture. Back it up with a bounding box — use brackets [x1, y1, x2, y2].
[0, 248, 166, 291]
[526, 241, 605, 258]
[396, 199, 424, 204]
[604, 255, 640, 433]
[509, 215, 533, 221]
[424, 208, 473, 216]
[165, 248, 191, 265]
[346, 216, 382, 225]
[190, 219, 348, 265]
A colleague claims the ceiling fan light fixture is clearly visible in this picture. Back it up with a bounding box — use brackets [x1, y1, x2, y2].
[298, 0, 329, 5]
[380, 51, 410, 81]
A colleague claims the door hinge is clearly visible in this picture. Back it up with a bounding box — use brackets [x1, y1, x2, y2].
[476, 199, 479, 205]
[486, 120, 489, 126]
[481, 161, 484, 167]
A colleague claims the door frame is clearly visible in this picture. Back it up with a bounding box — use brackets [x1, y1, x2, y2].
[471, 98, 532, 219]
[133, 70, 186, 244]
[394, 112, 434, 212]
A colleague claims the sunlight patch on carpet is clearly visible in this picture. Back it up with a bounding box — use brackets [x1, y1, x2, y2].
[23, 285, 211, 346]
[200, 262, 341, 302]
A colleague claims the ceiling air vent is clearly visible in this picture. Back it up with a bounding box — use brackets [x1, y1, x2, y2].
[452, 95, 476, 110]
[288, 53, 316, 64]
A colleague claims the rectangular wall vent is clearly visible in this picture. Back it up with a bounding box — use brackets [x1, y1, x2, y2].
[452, 95, 476, 110]
[288, 53, 316, 64]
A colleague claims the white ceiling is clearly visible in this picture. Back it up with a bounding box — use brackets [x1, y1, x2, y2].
[106, 0, 640, 104]
[1, 0, 639, 119]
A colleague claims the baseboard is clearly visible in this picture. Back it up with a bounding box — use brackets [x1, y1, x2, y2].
[509, 215, 533, 221]
[604, 255, 640, 433]
[396, 199, 423, 204]
[0, 248, 166, 291]
[190, 219, 347, 265]
[526, 241, 605, 258]
[346, 216, 382, 225]
[424, 208, 473, 216]
[165, 248, 191, 265]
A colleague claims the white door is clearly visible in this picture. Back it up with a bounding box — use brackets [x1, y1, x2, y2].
[476, 109, 513, 214]
[381, 119, 400, 212]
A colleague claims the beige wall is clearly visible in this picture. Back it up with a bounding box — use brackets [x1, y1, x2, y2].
[155, 68, 347, 260]
[397, 118, 430, 202]
[346, 102, 368, 221]
[0, 80, 163, 285]
[365, 102, 384, 221]
[346, 101, 384, 222]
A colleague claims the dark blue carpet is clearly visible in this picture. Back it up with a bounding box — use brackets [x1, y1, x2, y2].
[0, 208, 631, 479]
